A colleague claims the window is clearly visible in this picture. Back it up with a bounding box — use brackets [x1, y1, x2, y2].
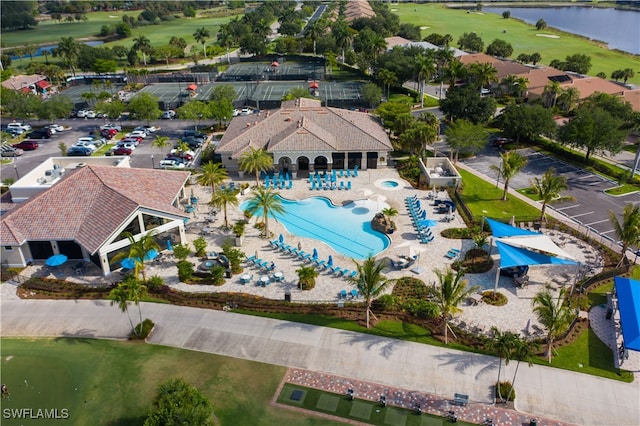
[4, 246, 14, 251]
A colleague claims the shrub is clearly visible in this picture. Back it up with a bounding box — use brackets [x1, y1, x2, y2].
[482, 291, 508, 306]
[177, 260, 194, 282]
[496, 381, 515, 401]
[221, 239, 244, 274]
[146, 275, 165, 292]
[129, 318, 154, 340]
[193, 237, 207, 257]
[405, 300, 439, 319]
[210, 265, 226, 285]
[375, 294, 397, 310]
[441, 227, 476, 239]
[173, 243, 191, 261]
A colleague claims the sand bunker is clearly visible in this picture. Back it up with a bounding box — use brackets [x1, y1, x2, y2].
[420, 26, 430, 30]
[109, 15, 119, 18]
[536, 34, 560, 39]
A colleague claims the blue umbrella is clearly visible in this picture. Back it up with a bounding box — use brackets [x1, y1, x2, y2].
[121, 257, 136, 270]
[166, 240, 173, 251]
[327, 255, 333, 267]
[279, 234, 284, 244]
[419, 219, 438, 228]
[45, 254, 68, 267]
[312, 248, 318, 259]
[143, 248, 159, 261]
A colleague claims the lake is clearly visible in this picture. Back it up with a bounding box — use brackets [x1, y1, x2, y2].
[484, 6, 640, 55]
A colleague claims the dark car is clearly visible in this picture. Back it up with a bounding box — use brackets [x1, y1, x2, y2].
[67, 146, 92, 156]
[491, 137, 513, 149]
[499, 265, 529, 278]
[27, 128, 52, 139]
[112, 147, 133, 156]
[100, 128, 118, 139]
[183, 130, 207, 141]
[181, 137, 202, 149]
[12, 140, 39, 150]
[167, 152, 193, 162]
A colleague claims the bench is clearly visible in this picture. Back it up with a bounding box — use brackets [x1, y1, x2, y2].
[453, 393, 469, 406]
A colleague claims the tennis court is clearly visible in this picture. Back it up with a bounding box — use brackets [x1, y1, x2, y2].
[219, 59, 325, 82]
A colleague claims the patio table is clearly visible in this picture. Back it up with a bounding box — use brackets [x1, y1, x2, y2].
[240, 274, 251, 284]
[260, 276, 270, 286]
[274, 272, 284, 281]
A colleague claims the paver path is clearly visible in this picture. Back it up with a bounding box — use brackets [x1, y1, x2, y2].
[1, 285, 638, 426]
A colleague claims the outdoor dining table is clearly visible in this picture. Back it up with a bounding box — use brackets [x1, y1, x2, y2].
[259, 276, 270, 286]
[205, 215, 216, 222]
[240, 274, 251, 284]
[274, 271, 284, 281]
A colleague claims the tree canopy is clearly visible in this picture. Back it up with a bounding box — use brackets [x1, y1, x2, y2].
[440, 85, 496, 124]
[496, 104, 557, 143]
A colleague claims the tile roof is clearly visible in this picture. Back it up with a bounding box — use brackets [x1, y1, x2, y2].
[459, 54, 530, 79]
[622, 89, 640, 113]
[515, 67, 568, 92]
[1, 74, 47, 90]
[562, 77, 625, 99]
[0, 166, 190, 253]
[344, 0, 376, 22]
[218, 99, 392, 158]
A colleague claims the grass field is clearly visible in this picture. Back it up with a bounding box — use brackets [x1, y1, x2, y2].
[0, 338, 341, 426]
[1, 10, 237, 53]
[392, 3, 640, 85]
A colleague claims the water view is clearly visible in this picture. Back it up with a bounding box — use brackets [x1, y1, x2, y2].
[484, 6, 640, 55]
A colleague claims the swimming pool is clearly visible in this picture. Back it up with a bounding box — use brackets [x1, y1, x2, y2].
[242, 196, 390, 259]
[380, 180, 399, 188]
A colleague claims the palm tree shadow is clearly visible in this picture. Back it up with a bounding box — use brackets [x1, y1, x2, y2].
[338, 331, 406, 360]
[54, 330, 98, 341]
[433, 351, 498, 381]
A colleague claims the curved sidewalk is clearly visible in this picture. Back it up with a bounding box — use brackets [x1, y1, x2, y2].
[1, 284, 638, 426]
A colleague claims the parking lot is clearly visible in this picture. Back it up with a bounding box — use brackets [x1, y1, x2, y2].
[461, 146, 640, 245]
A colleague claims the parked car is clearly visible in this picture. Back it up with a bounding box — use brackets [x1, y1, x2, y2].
[7, 122, 32, 132]
[232, 109, 240, 117]
[45, 124, 65, 133]
[183, 129, 207, 141]
[77, 137, 105, 148]
[27, 128, 53, 139]
[67, 146, 92, 156]
[240, 107, 252, 116]
[167, 152, 193, 162]
[161, 110, 176, 119]
[112, 147, 133, 156]
[100, 128, 118, 139]
[116, 142, 136, 150]
[170, 147, 195, 157]
[73, 142, 97, 152]
[491, 137, 513, 148]
[159, 159, 186, 169]
[1, 145, 23, 157]
[127, 130, 147, 139]
[85, 110, 97, 119]
[100, 123, 122, 132]
[120, 136, 141, 145]
[140, 125, 159, 133]
[13, 140, 39, 151]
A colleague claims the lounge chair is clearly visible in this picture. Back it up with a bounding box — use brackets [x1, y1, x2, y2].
[329, 265, 342, 274]
[445, 250, 458, 259]
[346, 271, 358, 279]
[314, 260, 327, 270]
[245, 255, 257, 263]
[339, 289, 347, 299]
[336, 268, 347, 277]
[339, 181, 345, 190]
[347, 181, 352, 190]
[350, 289, 358, 298]
[287, 180, 293, 190]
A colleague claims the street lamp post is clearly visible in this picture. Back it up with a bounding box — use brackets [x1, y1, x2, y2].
[14, 163, 19, 179]
[151, 155, 155, 169]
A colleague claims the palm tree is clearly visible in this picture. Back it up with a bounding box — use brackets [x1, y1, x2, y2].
[110, 231, 161, 281]
[244, 187, 285, 239]
[556, 87, 580, 112]
[152, 135, 170, 157]
[443, 58, 466, 88]
[238, 147, 273, 187]
[295, 265, 319, 290]
[109, 282, 135, 335]
[381, 207, 398, 222]
[126, 278, 148, 336]
[507, 336, 537, 402]
[490, 151, 528, 201]
[488, 327, 518, 403]
[469, 62, 498, 95]
[415, 53, 436, 108]
[193, 27, 210, 58]
[197, 161, 228, 195]
[531, 168, 569, 223]
[532, 288, 575, 363]
[434, 48, 455, 99]
[305, 20, 325, 56]
[209, 186, 239, 228]
[53, 36, 80, 76]
[542, 81, 561, 108]
[331, 19, 354, 63]
[217, 23, 234, 64]
[377, 69, 397, 99]
[621, 68, 635, 84]
[609, 203, 640, 266]
[347, 256, 391, 329]
[132, 35, 152, 66]
[513, 76, 529, 98]
[431, 267, 479, 344]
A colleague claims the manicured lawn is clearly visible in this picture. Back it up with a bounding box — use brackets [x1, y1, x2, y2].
[516, 187, 542, 202]
[277, 384, 475, 426]
[604, 184, 639, 196]
[392, 4, 640, 84]
[0, 338, 340, 426]
[2, 10, 237, 52]
[456, 167, 542, 221]
[552, 328, 633, 382]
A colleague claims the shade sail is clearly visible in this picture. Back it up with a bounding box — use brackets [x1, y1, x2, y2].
[486, 218, 540, 238]
[496, 236, 575, 261]
[614, 277, 640, 351]
[495, 241, 577, 269]
[36, 80, 51, 89]
[186, 84, 198, 91]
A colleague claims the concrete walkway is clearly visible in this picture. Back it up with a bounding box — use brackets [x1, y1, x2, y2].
[1, 282, 638, 426]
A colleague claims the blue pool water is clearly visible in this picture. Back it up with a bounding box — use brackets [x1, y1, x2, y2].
[380, 180, 399, 188]
[241, 196, 390, 259]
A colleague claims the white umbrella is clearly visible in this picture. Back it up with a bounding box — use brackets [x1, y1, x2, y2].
[369, 194, 387, 210]
[357, 188, 373, 198]
[396, 241, 428, 273]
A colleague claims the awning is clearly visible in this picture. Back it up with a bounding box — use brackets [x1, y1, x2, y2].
[271, 61, 279, 67]
[614, 277, 640, 351]
[496, 235, 575, 261]
[20, 87, 31, 93]
[36, 80, 51, 89]
[486, 218, 540, 238]
[495, 240, 577, 269]
[309, 81, 319, 89]
[186, 84, 198, 91]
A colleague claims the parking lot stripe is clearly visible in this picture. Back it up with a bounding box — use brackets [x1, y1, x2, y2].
[600, 229, 616, 235]
[570, 211, 595, 219]
[585, 219, 610, 226]
[556, 204, 580, 211]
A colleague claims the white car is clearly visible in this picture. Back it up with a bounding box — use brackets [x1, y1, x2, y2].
[76, 110, 87, 118]
[170, 148, 195, 157]
[127, 130, 147, 139]
[141, 125, 159, 133]
[159, 159, 185, 169]
[161, 110, 176, 119]
[240, 108, 252, 116]
[7, 122, 32, 132]
[116, 142, 136, 150]
[100, 123, 122, 132]
[232, 109, 240, 117]
[77, 137, 105, 147]
[85, 110, 97, 119]
[73, 142, 97, 152]
[45, 124, 65, 133]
